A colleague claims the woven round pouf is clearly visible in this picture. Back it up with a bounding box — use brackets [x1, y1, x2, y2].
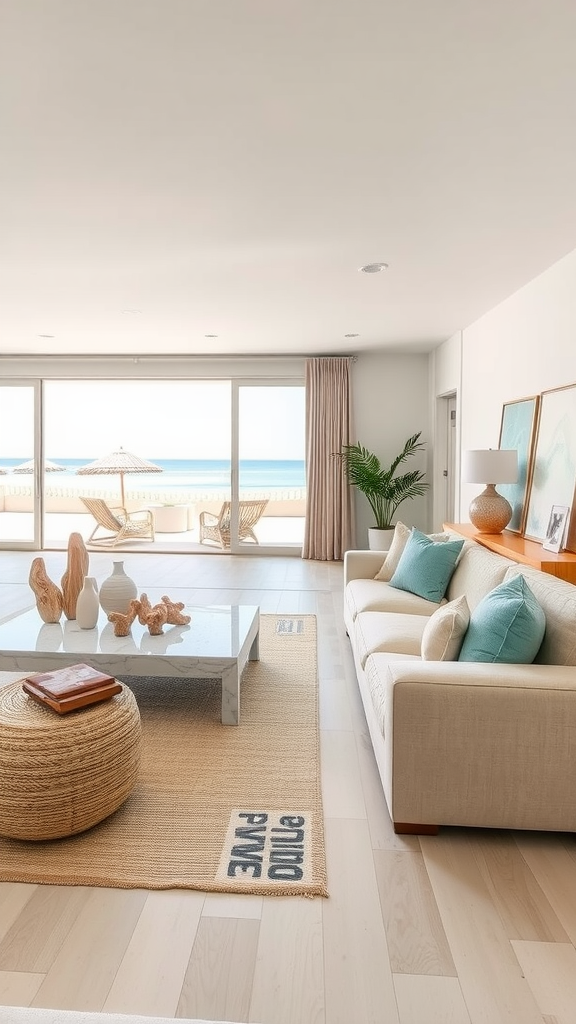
[0, 680, 142, 841]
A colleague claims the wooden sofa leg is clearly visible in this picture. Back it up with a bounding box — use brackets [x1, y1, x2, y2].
[394, 822, 439, 836]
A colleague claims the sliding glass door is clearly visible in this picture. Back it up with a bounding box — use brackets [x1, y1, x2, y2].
[0, 382, 41, 548]
[0, 375, 306, 554]
[233, 383, 306, 552]
[41, 379, 232, 550]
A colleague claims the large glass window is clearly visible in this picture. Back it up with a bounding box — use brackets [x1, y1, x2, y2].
[42, 380, 232, 549]
[10, 377, 306, 553]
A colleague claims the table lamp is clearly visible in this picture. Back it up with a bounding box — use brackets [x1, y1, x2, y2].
[462, 449, 518, 534]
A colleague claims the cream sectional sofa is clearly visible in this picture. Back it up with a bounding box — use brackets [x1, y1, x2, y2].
[344, 534, 576, 835]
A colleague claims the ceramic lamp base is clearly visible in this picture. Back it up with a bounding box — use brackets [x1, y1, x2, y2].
[469, 484, 513, 534]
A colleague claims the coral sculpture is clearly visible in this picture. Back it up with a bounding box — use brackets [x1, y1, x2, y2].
[29, 557, 63, 623]
[145, 602, 168, 636]
[161, 596, 191, 626]
[112, 593, 191, 637]
[135, 592, 153, 625]
[60, 532, 89, 620]
[108, 599, 140, 637]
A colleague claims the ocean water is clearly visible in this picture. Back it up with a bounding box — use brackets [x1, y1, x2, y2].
[2, 458, 306, 494]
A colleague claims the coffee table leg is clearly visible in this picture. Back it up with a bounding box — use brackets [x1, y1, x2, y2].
[249, 629, 259, 661]
[221, 664, 240, 726]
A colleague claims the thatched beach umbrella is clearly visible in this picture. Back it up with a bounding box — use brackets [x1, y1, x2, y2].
[13, 458, 66, 473]
[76, 447, 163, 505]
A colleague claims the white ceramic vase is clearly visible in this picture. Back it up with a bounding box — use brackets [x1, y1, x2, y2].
[75, 576, 100, 629]
[99, 561, 138, 615]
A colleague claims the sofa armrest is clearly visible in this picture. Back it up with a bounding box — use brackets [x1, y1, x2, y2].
[344, 549, 387, 586]
[376, 658, 576, 831]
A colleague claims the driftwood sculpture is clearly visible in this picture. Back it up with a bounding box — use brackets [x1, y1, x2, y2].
[29, 557, 63, 623]
[60, 532, 89, 620]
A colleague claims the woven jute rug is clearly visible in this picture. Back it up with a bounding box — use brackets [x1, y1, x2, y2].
[0, 613, 328, 897]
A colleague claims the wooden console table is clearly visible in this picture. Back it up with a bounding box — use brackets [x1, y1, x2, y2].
[444, 522, 576, 585]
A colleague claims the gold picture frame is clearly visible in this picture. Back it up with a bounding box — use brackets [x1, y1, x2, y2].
[497, 395, 539, 534]
[525, 382, 576, 550]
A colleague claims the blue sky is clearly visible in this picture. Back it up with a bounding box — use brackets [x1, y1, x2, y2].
[1, 381, 305, 461]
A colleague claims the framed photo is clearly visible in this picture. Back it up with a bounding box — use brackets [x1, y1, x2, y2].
[498, 395, 540, 534]
[542, 505, 570, 552]
[525, 383, 576, 550]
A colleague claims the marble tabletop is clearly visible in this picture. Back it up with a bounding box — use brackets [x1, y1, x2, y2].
[0, 598, 260, 725]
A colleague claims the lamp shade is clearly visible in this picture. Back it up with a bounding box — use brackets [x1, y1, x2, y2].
[462, 449, 518, 485]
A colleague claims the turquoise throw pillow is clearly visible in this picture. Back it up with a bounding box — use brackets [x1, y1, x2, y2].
[389, 528, 465, 602]
[458, 574, 545, 664]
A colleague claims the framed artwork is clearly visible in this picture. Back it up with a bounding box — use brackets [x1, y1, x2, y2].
[542, 504, 570, 552]
[497, 395, 539, 533]
[525, 383, 576, 549]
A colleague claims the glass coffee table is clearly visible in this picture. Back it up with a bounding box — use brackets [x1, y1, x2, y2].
[0, 597, 260, 726]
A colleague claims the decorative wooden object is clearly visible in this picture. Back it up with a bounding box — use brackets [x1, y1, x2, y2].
[444, 523, 576, 585]
[28, 557, 63, 623]
[60, 532, 89, 620]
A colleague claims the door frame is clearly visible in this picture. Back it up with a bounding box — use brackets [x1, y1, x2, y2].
[0, 379, 43, 550]
[433, 390, 459, 530]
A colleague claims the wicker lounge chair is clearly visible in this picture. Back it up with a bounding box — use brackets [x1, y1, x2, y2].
[199, 499, 268, 548]
[81, 497, 155, 547]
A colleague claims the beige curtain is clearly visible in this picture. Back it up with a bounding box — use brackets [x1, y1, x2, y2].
[302, 357, 355, 560]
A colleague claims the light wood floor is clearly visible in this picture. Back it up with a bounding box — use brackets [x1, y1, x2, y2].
[1, 550, 576, 1024]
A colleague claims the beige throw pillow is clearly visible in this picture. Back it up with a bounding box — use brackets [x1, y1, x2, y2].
[421, 595, 470, 661]
[374, 523, 453, 583]
[373, 522, 411, 582]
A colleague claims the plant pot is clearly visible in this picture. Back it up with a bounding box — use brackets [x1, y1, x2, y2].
[368, 527, 395, 552]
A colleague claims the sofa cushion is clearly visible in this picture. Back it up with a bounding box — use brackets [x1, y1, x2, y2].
[374, 522, 452, 582]
[458, 575, 546, 664]
[389, 529, 465, 602]
[503, 564, 576, 666]
[345, 578, 443, 621]
[446, 540, 514, 610]
[421, 595, 470, 661]
[353, 611, 429, 667]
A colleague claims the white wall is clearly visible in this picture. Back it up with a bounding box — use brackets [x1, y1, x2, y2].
[454, 247, 576, 519]
[351, 352, 430, 546]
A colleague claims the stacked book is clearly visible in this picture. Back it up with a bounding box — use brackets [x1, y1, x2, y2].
[23, 663, 122, 714]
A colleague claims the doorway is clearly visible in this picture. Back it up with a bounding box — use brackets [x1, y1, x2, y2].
[434, 391, 458, 529]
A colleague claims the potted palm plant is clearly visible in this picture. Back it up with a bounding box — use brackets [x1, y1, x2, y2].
[337, 432, 429, 549]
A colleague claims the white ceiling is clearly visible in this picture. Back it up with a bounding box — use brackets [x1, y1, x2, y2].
[2, 0, 576, 359]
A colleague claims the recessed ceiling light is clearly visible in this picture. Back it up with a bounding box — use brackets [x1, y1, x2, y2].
[359, 262, 388, 274]
[204, 334, 218, 338]
[120, 308, 142, 315]
[344, 333, 359, 338]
